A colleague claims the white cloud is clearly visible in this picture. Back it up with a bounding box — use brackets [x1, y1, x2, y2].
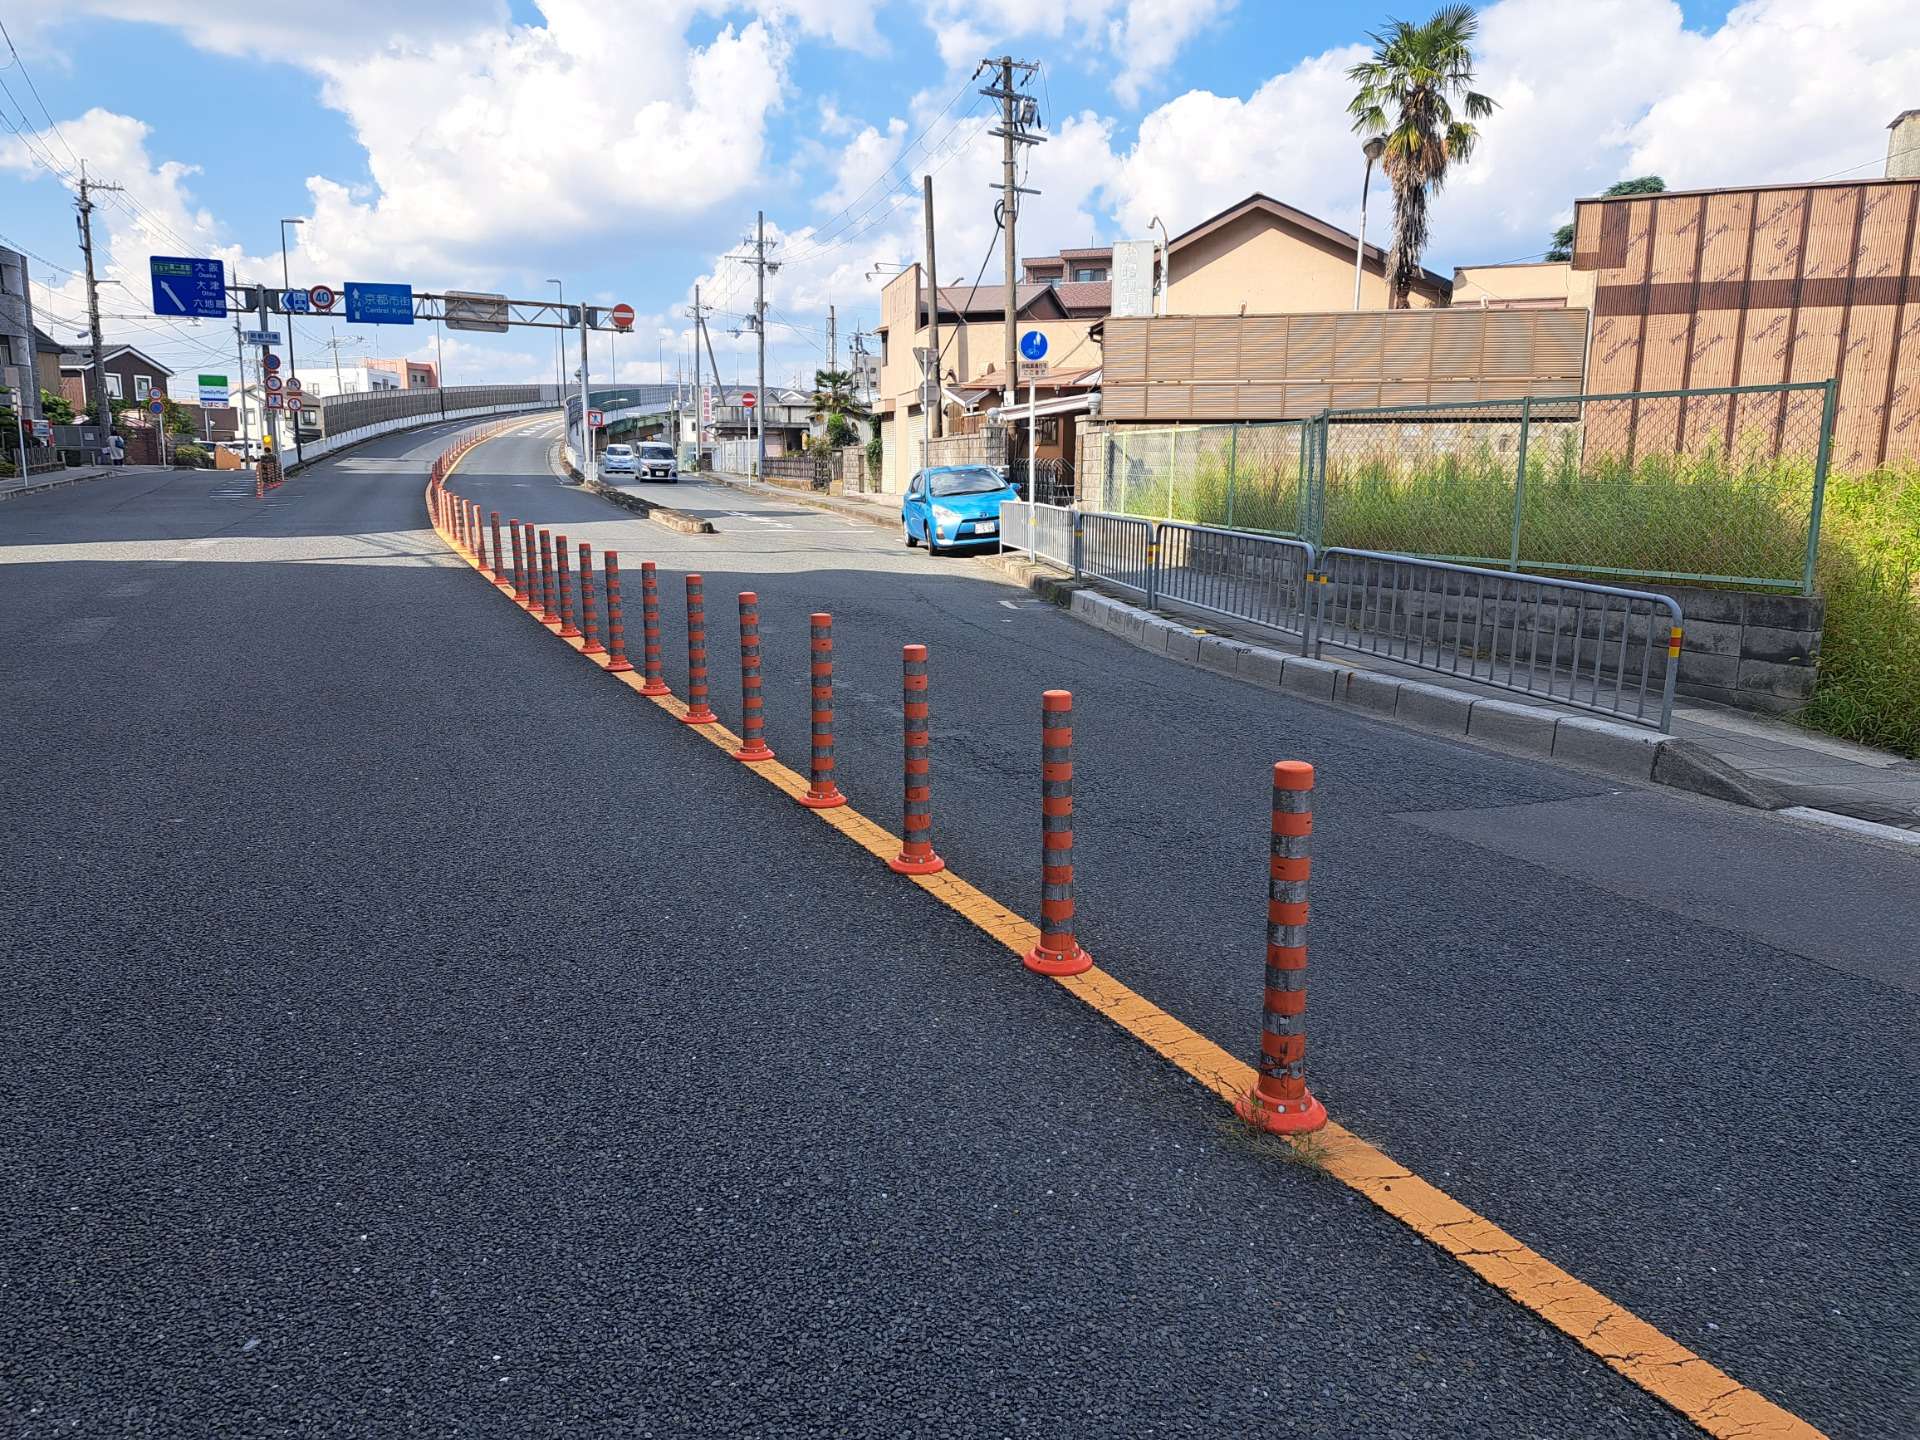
[1102, 0, 1920, 272]
[918, 0, 1231, 104]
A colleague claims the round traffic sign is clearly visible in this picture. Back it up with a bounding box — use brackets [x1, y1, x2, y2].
[1020, 329, 1049, 362]
[286, 377, 303, 393]
[610, 303, 635, 331]
[147, 396, 166, 414]
[308, 284, 336, 312]
[263, 353, 282, 373]
[265, 374, 283, 392]
[287, 397, 303, 412]
[741, 391, 757, 409]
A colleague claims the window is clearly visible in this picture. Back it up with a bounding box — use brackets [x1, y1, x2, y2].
[105, 373, 123, 399]
[134, 375, 152, 400]
[1074, 268, 1106, 282]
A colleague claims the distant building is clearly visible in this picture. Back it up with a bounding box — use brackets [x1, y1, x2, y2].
[366, 357, 438, 390]
[300, 364, 404, 398]
[58, 344, 175, 418]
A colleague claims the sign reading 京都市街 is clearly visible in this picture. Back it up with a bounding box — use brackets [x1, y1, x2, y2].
[198, 374, 230, 408]
[344, 282, 415, 325]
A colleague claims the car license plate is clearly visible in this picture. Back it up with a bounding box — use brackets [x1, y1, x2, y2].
[975, 520, 997, 535]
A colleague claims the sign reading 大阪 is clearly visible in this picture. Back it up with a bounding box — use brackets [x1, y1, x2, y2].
[345, 282, 415, 325]
[150, 256, 227, 318]
[198, 374, 230, 408]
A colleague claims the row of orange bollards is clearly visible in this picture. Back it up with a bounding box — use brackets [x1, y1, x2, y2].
[426, 460, 1327, 1137]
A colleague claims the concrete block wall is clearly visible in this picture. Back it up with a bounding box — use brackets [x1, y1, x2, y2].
[1658, 584, 1823, 714]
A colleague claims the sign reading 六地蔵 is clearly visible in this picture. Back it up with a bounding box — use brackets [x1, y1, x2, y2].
[150, 256, 227, 318]
[344, 282, 415, 325]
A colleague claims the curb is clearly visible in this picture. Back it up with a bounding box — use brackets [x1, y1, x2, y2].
[0, 466, 115, 502]
[982, 552, 1714, 796]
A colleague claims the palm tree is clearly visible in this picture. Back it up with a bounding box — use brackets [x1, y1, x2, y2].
[809, 367, 869, 448]
[1346, 6, 1496, 308]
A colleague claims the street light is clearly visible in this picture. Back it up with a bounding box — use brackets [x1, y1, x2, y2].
[1148, 215, 1171, 317]
[547, 279, 564, 398]
[280, 217, 305, 460]
[1353, 137, 1386, 310]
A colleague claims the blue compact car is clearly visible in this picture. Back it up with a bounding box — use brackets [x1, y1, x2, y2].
[901, 465, 1019, 553]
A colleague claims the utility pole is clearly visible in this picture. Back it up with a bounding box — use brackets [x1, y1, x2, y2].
[922, 173, 943, 446]
[578, 305, 593, 486]
[689, 284, 709, 467]
[279, 218, 305, 465]
[738, 211, 780, 477]
[74, 162, 124, 460]
[233, 307, 253, 462]
[981, 57, 1042, 408]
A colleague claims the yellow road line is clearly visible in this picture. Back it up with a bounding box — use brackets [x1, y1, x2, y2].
[426, 481, 1825, 1440]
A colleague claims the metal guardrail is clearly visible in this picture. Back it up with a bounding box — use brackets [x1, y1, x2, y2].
[1312, 548, 1682, 730]
[1000, 502, 1683, 729]
[1159, 522, 1315, 638]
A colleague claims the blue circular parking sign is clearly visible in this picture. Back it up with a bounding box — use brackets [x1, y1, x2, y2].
[1020, 330, 1048, 362]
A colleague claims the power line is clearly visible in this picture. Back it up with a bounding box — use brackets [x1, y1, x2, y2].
[0, 16, 80, 171]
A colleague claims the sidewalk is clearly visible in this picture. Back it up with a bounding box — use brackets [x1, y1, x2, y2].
[704, 469, 1920, 838]
[0, 463, 181, 502]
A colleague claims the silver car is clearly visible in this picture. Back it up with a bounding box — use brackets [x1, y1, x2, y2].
[602, 443, 636, 476]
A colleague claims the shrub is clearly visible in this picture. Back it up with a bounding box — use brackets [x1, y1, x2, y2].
[172, 443, 210, 467]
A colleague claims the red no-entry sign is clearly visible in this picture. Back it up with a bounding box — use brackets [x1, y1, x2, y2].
[610, 303, 635, 331]
[741, 391, 757, 409]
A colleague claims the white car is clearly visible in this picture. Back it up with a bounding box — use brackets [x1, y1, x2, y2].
[636, 441, 678, 481]
[602, 443, 636, 476]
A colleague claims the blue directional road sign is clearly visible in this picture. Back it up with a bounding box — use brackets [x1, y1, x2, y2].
[345, 282, 415, 325]
[1019, 329, 1049, 362]
[150, 256, 227, 318]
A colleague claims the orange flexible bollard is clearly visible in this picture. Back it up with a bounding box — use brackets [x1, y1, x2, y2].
[1233, 761, 1328, 1136]
[889, 644, 944, 875]
[490, 512, 507, 585]
[555, 534, 581, 638]
[509, 519, 528, 603]
[639, 562, 669, 696]
[681, 574, 718, 724]
[521, 522, 539, 607]
[603, 552, 635, 673]
[798, 612, 846, 809]
[577, 542, 605, 655]
[538, 530, 561, 627]
[1023, 690, 1092, 976]
[733, 592, 774, 761]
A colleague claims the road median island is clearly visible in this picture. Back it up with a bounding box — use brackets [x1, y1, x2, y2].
[414, 435, 1828, 1440]
[553, 444, 714, 535]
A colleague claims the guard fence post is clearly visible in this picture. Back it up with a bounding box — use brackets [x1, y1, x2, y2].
[799, 612, 846, 809]
[1023, 689, 1092, 976]
[577, 542, 605, 655]
[490, 512, 506, 585]
[602, 552, 635, 672]
[639, 562, 669, 696]
[733, 592, 774, 762]
[888, 644, 944, 875]
[510, 519, 529, 606]
[555, 534, 580, 638]
[539, 530, 562, 627]
[681, 574, 718, 724]
[520, 523, 538, 607]
[1233, 760, 1327, 1136]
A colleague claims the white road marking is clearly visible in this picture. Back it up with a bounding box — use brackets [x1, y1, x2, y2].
[998, 600, 1020, 610]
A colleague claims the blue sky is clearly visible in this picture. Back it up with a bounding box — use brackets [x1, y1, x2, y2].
[3, 1, 1912, 392]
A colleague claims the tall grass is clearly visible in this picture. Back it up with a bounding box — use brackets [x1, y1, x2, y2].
[1108, 429, 1918, 756]
[1800, 468, 1920, 757]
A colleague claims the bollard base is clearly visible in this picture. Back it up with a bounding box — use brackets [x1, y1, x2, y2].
[581, 640, 607, 656]
[1234, 1088, 1328, 1136]
[1023, 943, 1093, 977]
[888, 850, 945, 875]
[558, 624, 582, 639]
[682, 706, 719, 725]
[734, 742, 776, 762]
[639, 678, 670, 695]
[605, 658, 635, 674]
[798, 786, 847, 810]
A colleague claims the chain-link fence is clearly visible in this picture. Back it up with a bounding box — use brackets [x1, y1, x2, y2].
[1089, 422, 1309, 536]
[1310, 381, 1836, 593]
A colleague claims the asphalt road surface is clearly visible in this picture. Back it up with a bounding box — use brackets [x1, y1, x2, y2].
[1, 419, 1912, 1438]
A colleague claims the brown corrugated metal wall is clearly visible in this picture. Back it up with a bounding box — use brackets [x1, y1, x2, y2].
[1099, 309, 1588, 422]
[1574, 179, 1920, 467]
